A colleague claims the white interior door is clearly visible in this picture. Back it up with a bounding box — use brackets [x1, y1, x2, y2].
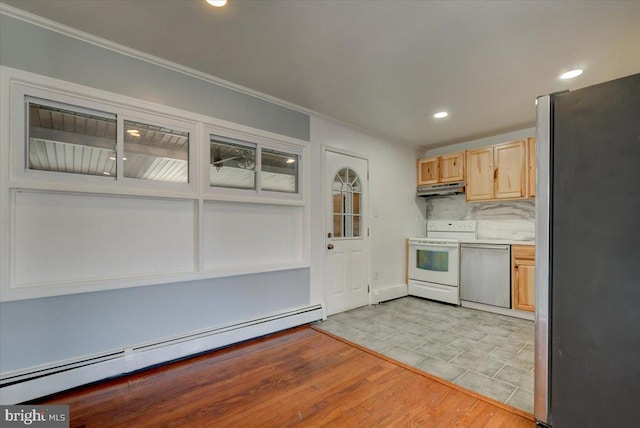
[324, 150, 369, 315]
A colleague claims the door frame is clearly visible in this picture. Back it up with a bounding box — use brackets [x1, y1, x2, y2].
[322, 145, 372, 313]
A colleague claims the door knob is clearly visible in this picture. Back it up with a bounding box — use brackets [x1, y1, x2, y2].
[327, 243, 334, 250]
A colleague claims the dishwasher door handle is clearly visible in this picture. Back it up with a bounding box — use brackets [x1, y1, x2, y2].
[461, 244, 510, 251]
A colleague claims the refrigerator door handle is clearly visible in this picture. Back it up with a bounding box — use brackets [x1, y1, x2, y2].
[534, 94, 552, 426]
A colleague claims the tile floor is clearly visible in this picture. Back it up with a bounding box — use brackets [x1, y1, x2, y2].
[313, 296, 534, 413]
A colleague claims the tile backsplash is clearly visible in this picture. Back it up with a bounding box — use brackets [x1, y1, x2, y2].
[424, 194, 535, 241]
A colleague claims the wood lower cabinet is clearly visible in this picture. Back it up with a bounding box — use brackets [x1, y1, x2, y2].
[512, 245, 535, 312]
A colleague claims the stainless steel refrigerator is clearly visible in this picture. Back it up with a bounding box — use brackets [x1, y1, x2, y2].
[535, 73, 640, 427]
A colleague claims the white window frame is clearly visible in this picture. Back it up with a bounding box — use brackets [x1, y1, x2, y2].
[25, 96, 119, 180]
[118, 111, 198, 192]
[260, 145, 301, 195]
[207, 134, 258, 192]
[0, 66, 310, 302]
[202, 124, 305, 204]
[12, 85, 199, 196]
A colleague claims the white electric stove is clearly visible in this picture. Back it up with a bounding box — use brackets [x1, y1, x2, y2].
[408, 220, 477, 305]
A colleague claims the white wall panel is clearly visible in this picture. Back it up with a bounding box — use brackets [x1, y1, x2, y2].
[12, 191, 195, 286]
[202, 201, 302, 270]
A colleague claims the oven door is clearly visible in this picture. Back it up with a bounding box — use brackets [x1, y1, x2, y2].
[408, 241, 459, 286]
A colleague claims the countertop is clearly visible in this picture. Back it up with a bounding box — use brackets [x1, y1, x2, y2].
[460, 239, 535, 246]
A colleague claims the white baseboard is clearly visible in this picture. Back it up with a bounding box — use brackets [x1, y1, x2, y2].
[0, 304, 323, 404]
[372, 284, 408, 304]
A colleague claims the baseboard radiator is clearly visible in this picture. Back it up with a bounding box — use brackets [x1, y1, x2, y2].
[0, 304, 323, 404]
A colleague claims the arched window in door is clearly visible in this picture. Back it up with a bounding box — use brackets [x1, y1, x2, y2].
[332, 167, 361, 238]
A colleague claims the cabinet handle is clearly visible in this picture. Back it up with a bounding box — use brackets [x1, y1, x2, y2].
[494, 168, 498, 179]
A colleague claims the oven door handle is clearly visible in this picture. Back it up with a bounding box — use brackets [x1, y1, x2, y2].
[409, 242, 458, 248]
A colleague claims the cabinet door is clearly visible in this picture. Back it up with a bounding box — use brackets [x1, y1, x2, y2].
[494, 140, 526, 199]
[417, 157, 439, 185]
[465, 148, 494, 201]
[512, 245, 535, 312]
[527, 137, 536, 197]
[439, 152, 465, 183]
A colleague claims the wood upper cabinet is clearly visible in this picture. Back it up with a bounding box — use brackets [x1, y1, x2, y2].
[465, 147, 494, 201]
[512, 245, 535, 312]
[417, 157, 439, 185]
[439, 152, 465, 183]
[417, 152, 464, 185]
[527, 137, 536, 197]
[465, 139, 527, 202]
[494, 140, 526, 199]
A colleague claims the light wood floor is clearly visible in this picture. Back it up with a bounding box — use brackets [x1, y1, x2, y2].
[36, 326, 535, 427]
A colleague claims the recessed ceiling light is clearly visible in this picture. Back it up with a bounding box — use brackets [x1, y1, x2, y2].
[433, 111, 449, 119]
[286, 158, 296, 164]
[560, 69, 583, 80]
[126, 129, 140, 137]
[206, 0, 227, 7]
[109, 156, 116, 161]
[103, 172, 111, 176]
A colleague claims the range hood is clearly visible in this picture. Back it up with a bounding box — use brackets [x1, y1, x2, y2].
[417, 181, 465, 197]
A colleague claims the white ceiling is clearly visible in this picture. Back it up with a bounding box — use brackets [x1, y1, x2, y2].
[4, 0, 640, 149]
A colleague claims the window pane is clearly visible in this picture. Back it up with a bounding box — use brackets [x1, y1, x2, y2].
[28, 102, 117, 177]
[331, 167, 362, 238]
[333, 215, 343, 238]
[261, 149, 298, 193]
[210, 138, 256, 189]
[347, 168, 358, 185]
[338, 168, 349, 183]
[353, 215, 361, 237]
[353, 192, 360, 215]
[332, 191, 342, 214]
[123, 121, 189, 183]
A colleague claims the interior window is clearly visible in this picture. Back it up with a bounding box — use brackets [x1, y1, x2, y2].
[123, 121, 189, 183]
[332, 167, 361, 238]
[261, 149, 298, 193]
[27, 101, 117, 177]
[209, 137, 256, 189]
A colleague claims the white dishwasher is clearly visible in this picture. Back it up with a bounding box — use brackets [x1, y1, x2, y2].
[460, 243, 511, 308]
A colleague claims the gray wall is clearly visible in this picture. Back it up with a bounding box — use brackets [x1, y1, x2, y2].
[0, 14, 310, 142]
[0, 14, 312, 374]
[0, 269, 310, 372]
